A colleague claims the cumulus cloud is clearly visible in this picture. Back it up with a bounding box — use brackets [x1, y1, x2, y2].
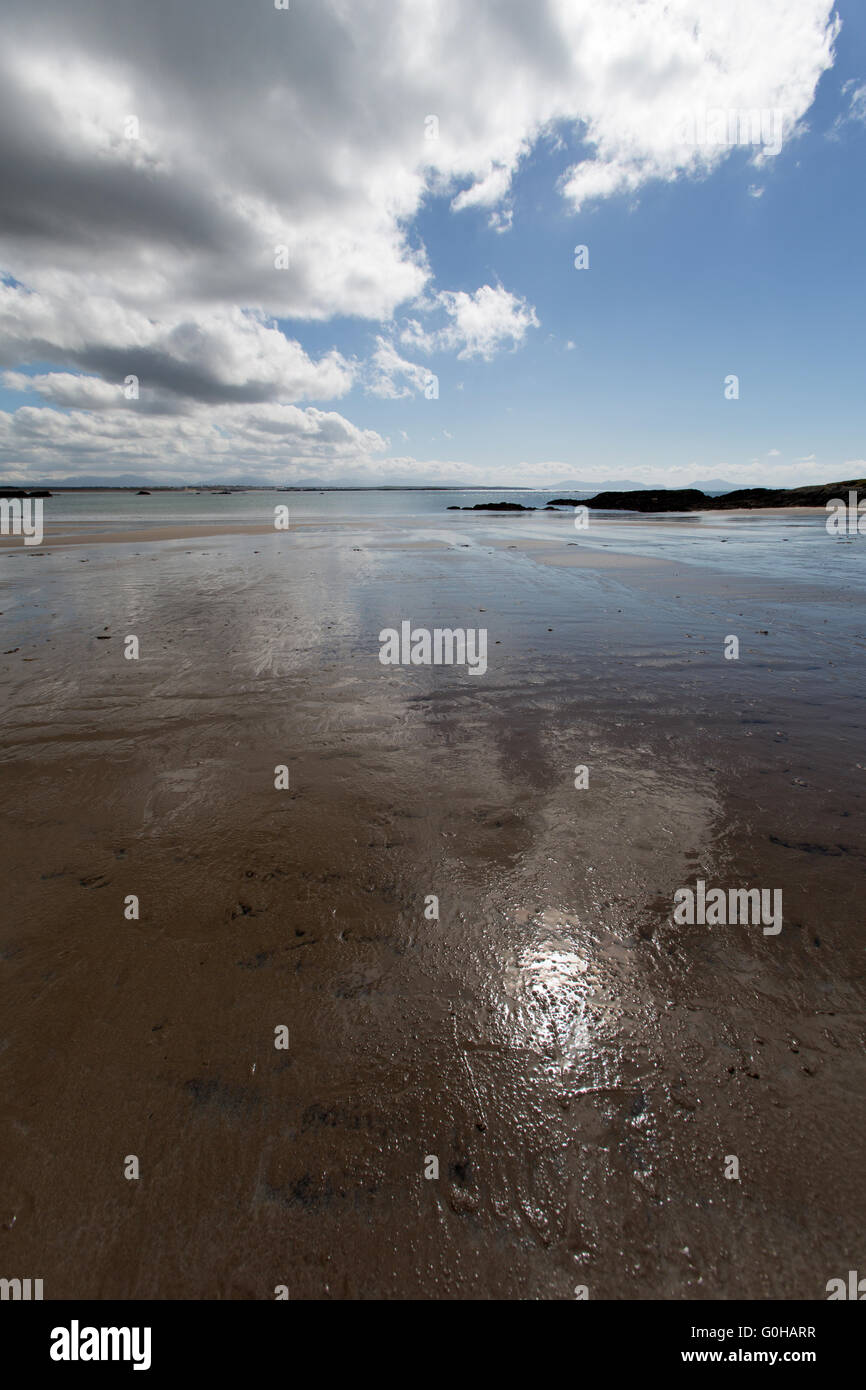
[367, 284, 538, 395]
[0, 392, 844, 490]
[365, 337, 433, 400]
[0, 399, 388, 483]
[1, 1, 837, 309]
[0, 286, 354, 406]
[3, 371, 128, 410]
[556, 1, 838, 208]
[400, 285, 539, 361]
[0, 0, 841, 478]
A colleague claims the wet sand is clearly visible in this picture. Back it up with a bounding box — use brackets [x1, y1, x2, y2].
[1, 516, 864, 1298]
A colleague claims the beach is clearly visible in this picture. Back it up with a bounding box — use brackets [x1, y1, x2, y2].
[1, 503, 864, 1298]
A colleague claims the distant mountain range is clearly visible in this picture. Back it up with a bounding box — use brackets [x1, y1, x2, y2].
[550, 479, 738, 493]
[0, 475, 840, 496]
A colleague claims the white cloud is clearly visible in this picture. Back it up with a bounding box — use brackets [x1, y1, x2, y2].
[0, 399, 388, 482]
[829, 79, 866, 137]
[3, 371, 127, 410]
[0, 287, 354, 407]
[451, 164, 514, 213]
[488, 208, 514, 235]
[556, 1, 838, 209]
[1, 1, 837, 328]
[0, 0, 841, 479]
[844, 82, 866, 124]
[365, 337, 433, 399]
[400, 285, 539, 361]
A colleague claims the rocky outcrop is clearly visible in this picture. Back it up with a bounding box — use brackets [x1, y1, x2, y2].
[450, 501, 535, 511]
[546, 479, 866, 512]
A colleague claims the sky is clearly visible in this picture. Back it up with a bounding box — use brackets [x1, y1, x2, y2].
[0, 0, 863, 489]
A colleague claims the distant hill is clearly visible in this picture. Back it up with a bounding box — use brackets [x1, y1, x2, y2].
[550, 480, 739, 492]
[549, 480, 654, 492]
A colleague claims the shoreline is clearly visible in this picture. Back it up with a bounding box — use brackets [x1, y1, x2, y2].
[0, 504, 832, 550]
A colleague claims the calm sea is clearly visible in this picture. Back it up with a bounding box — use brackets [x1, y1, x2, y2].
[31, 487, 866, 592]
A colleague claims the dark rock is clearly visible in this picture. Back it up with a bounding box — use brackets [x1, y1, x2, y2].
[582, 488, 709, 512]
[459, 502, 535, 511]
[451, 479, 866, 515]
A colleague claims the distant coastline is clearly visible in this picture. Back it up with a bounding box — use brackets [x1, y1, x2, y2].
[2, 478, 863, 504]
[3, 478, 864, 513]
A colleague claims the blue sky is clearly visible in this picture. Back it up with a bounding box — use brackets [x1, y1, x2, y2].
[0, 0, 862, 487]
